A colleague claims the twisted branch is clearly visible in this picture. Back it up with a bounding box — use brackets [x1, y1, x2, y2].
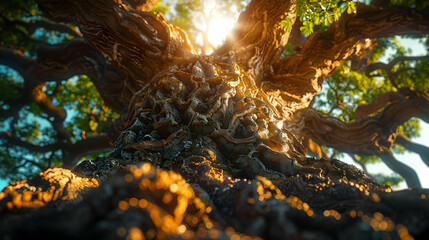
[366, 55, 429, 87]
[378, 150, 421, 188]
[216, 0, 297, 81]
[396, 133, 429, 168]
[0, 132, 111, 168]
[265, 4, 429, 116]
[290, 87, 429, 187]
[37, 0, 197, 86]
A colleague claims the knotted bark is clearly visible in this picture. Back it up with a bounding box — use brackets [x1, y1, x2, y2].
[1, 0, 429, 239]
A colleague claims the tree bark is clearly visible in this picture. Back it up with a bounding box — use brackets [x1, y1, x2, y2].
[290, 87, 429, 187]
[216, 0, 297, 81]
[263, 4, 429, 117]
[378, 150, 421, 188]
[1, 0, 429, 239]
[396, 133, 429, 168]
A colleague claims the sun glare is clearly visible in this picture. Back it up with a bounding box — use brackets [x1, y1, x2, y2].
[208, 8, 237, 47]
[197, 3, 239, 53]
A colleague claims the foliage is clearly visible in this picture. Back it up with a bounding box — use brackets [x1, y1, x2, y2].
[296, 0, 356, 35]
[53, 76, 119, 141]
[373, 173, 403, 188]
[0, 0, 117, 180]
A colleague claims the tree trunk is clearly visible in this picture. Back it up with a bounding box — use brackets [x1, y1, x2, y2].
[1, 0, 429, 239]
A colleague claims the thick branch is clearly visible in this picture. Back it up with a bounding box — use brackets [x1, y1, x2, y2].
[294, 108, 395, 155]
[396, 133, 429, 168]
[354, 87, 429, 129]
[29, 84, 66, 121]
[354, 90, 403, 119]
[280, 5, 429, 78]
[25, 20, 82, 37]
[0, 22, 127, 112]
[289, 105, 424, 188]
[378, 150, 421, 188]
[369, 88, 429, 128]
[37, 0, 197, 86]
[24, 81, 71, 143]
[0, 47, 35, 76]
[0, 132, 112, 168]
[348, 38, 378, 71]
[38, 39, 133, 112]
[1, 37, 127, 163]
[367, 55, 429, 75]
[1, 12, 81, 38]
[2, 38, 130, 147]
[0, 45, 80, 123]
[31, 38, 98, 82]
[366, 55, 429, 87]
[0, 30, 127, 111]
[215, 0, 297, 81]
[13, 160, 45, 173]
[11, 38, 129, 112]
[0, 132, 61, 153]
[62, 134, 111, 168]
[288, 87, 428, 188]
[0, 26, 127, 111]
[295, 88, 429, 155]
[268, 4, 429, 116]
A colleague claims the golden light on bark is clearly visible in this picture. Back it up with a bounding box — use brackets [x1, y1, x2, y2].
[0, 168, 99, 210]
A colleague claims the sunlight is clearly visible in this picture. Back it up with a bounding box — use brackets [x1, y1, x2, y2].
[208, 9, 237, 47]
[197, 3, 239, 53]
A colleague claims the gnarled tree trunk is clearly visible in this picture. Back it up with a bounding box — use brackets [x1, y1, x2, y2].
[1, 0, 429, 239]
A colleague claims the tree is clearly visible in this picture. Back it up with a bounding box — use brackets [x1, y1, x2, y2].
[1, 0, 429, 239]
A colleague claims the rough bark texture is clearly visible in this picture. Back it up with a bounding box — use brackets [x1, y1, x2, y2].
[288, 87, 429, 188]
[1, 0, 429, 239]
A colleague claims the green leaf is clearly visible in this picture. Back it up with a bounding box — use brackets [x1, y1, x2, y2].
[281, 18, 292, 32]
[89, 120, 98, 131]
[346, 5, 352, 14]
[314, 15, 321, 25]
